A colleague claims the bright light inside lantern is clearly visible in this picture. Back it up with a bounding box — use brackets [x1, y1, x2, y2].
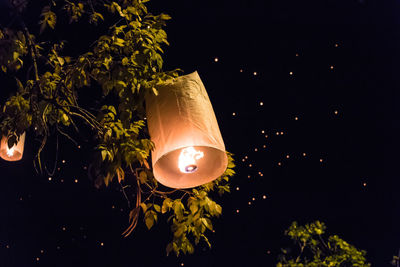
[178, 147, 204, 173]
[6, 146, 15, 157]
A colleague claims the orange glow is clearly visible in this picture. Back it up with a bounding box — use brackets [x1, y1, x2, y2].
[6, 146, 15, 157]
[178, 147, 204, 173]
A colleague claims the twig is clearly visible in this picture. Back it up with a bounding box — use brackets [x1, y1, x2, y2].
[57, 125, 78, 146]
[44, 129, 59, 176]
[120, 181, 131, 208]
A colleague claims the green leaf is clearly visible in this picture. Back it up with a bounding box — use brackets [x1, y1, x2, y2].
[39, 6, 57, 33]
[140, 202, 147, 213]
[145, 216, 154, 229]
[201, 234, 211, 248]
[162, 198, 172, 214]
[95, 12, 104, 20]
[152, 87, 158, 96]
[215, 204, 222, 215]
[15, 78, 23, 92]
[114, 38, 125, 47]
[201, 218, 213, 231]
[173, 199, 184, 220]
[145, 211, 155, 229]
[189, 201, 199, 215]
[166, 242, 173, 256]
[138, 171, 147, 184]
[101, 150, 107, 161]
[122, 57, 129, 66]
[174, 225, 186, 238]
[153, 204, 161, 213]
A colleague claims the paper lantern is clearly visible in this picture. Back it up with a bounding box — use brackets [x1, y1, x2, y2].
[146, 71, 227, 189]
[0, 132, 26, 161]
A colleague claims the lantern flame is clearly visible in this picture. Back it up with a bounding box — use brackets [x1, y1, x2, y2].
[6, 146, 15, 157]
[178, 147, 204, 173]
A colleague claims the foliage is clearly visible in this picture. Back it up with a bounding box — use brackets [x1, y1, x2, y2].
[0, 0, 235, 256]
[277, 221, 371, 267]
[391, 254, 399, 266]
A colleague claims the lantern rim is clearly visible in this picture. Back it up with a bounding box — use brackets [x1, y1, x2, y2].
[152, 145, 228, 189]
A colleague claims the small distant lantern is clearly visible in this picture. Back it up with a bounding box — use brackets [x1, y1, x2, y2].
[146, 71, 228, 189]
[0, 132, 26, 161]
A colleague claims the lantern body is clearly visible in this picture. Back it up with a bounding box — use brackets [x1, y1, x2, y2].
[146, 71, 228, 189]
[0, 132, 26, 161]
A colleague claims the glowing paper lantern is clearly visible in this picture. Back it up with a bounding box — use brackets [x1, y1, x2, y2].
[146, 71, 228, 189]
[0, 132, 26, 161]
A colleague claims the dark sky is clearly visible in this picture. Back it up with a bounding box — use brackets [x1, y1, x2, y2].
[0, 0, 399, 266]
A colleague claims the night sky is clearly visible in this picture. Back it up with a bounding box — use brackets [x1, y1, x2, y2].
[0, 0, 399, 266]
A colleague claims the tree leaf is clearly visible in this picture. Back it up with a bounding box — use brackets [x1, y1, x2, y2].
[145, 211, 154, 229]
[166, 242, 173, 256]
[101, 150, 107, 161]
[201, 218, 213, 231]
[162, 198, 172, 214]
[153, 204, 161, 213]
[140, 202, 147, 213]
[138, 171, 147, 184]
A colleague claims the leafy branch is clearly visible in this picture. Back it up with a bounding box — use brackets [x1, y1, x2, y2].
[0, 0, 234, 256]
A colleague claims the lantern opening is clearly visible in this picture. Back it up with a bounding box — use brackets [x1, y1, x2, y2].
[6, 146, 15, 157]
[178, 147, 204, 173]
